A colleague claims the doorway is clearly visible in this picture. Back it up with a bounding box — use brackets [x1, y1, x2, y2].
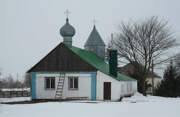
[103, 82, 111, 100]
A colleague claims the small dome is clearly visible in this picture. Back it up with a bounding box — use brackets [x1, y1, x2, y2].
[60, 18, 75, 37]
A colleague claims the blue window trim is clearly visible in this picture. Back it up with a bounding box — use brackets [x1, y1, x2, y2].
[30, 72, 96, 100]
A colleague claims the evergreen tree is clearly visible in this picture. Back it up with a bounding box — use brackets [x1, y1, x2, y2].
[175, 74, 180, 96]
[155, 61, 179, 97]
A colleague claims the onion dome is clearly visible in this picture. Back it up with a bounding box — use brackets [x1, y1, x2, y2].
[60, 18, 75, 37]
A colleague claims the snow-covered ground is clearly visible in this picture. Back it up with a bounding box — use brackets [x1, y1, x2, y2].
[0, 93, 180, 117]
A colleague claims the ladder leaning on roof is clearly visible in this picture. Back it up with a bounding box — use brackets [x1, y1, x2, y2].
[55, 73, 65, 99]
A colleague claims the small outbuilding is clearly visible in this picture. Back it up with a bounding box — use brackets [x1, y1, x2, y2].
[27, 17, 137, 101]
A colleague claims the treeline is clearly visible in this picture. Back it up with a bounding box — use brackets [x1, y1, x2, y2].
[0, 74, 30, 89]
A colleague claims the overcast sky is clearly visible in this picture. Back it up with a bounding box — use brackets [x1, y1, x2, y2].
[0, 0, 180, 80]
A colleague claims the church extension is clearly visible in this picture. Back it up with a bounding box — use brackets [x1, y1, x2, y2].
[27, 17, 137, 101]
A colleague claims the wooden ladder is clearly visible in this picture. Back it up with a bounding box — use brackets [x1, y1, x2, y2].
[55, 73, 65, 99]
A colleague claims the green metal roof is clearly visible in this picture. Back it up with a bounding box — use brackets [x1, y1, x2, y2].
[65, 44, 136, 81]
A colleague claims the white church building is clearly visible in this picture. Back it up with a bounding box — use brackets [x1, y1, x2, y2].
[27, 17, 137, 101]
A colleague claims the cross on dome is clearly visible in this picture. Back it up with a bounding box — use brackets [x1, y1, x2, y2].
[64, 9, 71, 18]
[92, 19, 97, 26]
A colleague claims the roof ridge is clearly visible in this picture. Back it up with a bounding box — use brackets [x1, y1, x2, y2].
[65, 43, 106, 64]
[65, 43, 105, 60]
[27, 43, 63, 73]
[64, 43, 136, 81]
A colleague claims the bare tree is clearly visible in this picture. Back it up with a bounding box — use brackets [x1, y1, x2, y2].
[7, 74, 14, 88]
[0, 74, 24, 89]
[23, 73, 31, 88]
[175, 53, 180, 72]
[0, 68, 2, 91]
[109, 16, 176, 95]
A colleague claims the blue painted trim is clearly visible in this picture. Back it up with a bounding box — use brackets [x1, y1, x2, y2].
[30, 72, 36, 99]
[34, 72, 96, 74]
[91, 72, 96, 100]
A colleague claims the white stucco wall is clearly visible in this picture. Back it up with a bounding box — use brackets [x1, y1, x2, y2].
[96, 71, 137, 101]
[121, 81, 137, 96]
[35, 72, 137, 100]
[96, 71, 121, 101]
[35, 73, 91, 99]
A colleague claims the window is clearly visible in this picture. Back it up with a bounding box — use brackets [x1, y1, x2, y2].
[45, 77, 55, 89]
[68, 76, 78, 90]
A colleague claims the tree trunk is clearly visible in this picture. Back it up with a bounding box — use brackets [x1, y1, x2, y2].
[142, 77, 147, 96]
[152, 62, 155, 95]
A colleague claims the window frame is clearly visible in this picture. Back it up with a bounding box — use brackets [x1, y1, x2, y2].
[44, 77, 55, 90]
[68, 76, 79, 90]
